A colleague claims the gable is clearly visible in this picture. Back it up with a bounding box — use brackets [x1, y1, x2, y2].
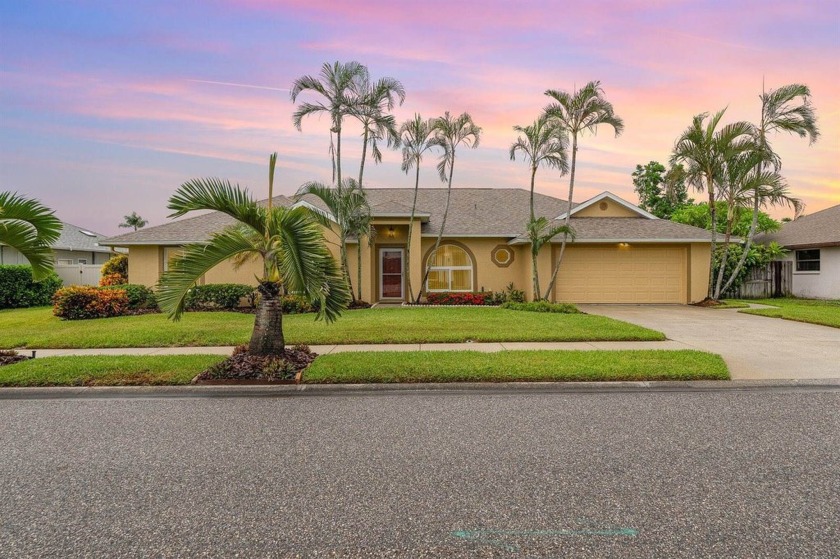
[573, 199, 641, 218]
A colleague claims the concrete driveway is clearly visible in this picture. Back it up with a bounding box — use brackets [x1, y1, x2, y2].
[579, 305, 840, 380]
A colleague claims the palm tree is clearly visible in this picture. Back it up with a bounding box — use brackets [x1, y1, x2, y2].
[157, 155, 350, 356]
[671, 109, 755, 298]
[350, 74, 405, 189]
[542, 81, 624, 300]
[509, 115, 569, 299]
[399, 114, 437, 301]
[526, 216, 575, 299]
[721, 83, 819, 295]
[291, 61, 368, 187]
[0, 191, 62, 280]
[296, 178, 370, 301]
[418, 111, 481, 302]
[119, 211, 148, 231]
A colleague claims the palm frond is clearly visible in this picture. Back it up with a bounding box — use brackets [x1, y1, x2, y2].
[167, 178, 265, 235]
[0, 219, 56, 280]
[0, 191, 62, 245]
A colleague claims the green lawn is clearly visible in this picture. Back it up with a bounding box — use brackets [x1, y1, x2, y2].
[305, 350, 730, 383]
[0, 306, 665, 349]
[0, 350, 728, 386]
[736, 297, 840, 328]
[0, 355, 224, 386]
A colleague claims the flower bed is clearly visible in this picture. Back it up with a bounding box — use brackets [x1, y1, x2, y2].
[425, 292, 498, 306]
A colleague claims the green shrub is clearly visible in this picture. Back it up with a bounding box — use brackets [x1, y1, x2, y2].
[100, 254, 128, 283]
[500, 301, 579, 314]
[279, 294, 314, 314]
[502, 282, 526, 303]
[184, 283, 255, 311]
[53, 286, 129, 320]
[101, 284, 157, 310]
[0, 265, 63, 309]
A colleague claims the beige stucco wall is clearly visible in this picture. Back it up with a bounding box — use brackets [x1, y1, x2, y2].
[688, 242, 712, 302]
[574, 200, 640, 218]
[127, 246, 161, 287]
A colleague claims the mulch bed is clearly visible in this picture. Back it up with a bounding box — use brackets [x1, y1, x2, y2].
[192, 345, 317, 384]
[691, 298, 725, 308]
[0, 351, 32, 367]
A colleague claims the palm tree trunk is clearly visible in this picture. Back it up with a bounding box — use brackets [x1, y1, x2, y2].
[406, 162, 420, 301]
[248, 281, 284, 356]
[418, 157, 455, 302]
[713, 207, 735, 299]
[335, 122, 343, 188]
[543, 133, 578, 300]
[340, 234, 355, 301]
[721, 184, 761, 295]
[356, 237, 363, 301]
[529, 166, 537, 221]
[707, 178, 718, 299]
[358, 127, 369, 189]
[529, 165, 540, 301]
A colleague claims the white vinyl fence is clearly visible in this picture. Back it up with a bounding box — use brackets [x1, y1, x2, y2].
[54, 264, 102, 287]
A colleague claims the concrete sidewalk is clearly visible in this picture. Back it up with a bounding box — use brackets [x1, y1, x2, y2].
[27, 340, 690, 358]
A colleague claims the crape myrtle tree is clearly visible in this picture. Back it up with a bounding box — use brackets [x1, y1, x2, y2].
[542, 81, 624, 300]
[157, 154, 350, 356]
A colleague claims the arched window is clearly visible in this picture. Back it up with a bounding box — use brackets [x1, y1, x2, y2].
[426, 245, 474, 292]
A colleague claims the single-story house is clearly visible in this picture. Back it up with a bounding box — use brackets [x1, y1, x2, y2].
[756, 203, 840, 299]
[101, 189, 716, 304]
[0, 221, 115, 266]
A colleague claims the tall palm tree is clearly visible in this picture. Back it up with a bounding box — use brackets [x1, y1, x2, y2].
[291, 61, 368, 187]
[157, 155, 350, 356]
[418, 111, 481, 302]
[399, 114, 437, 301]
[509, 115, 569, 299]
[119, 211, 147, 231]
[542, 81, 624, 300]
[721, 83, 819, 295]
[350, 74, 405, 189]
[671, 109, 755, 298]
[0, 191, 62, 280]
[296, 178, 370, 301]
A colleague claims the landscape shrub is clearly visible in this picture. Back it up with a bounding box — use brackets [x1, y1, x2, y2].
[99, 272, 127, 286]
[426, 292, 495, 306]
[279, 294, 314, 314]
[500, 301, 579, 314]
[53, 286, 129, 320]
[100, 255, 128, 283]
[100, 284, 158, 310]
[0, 265, 63, 309]
[184, 283, 255, 311]
[501, 282, 526, 303]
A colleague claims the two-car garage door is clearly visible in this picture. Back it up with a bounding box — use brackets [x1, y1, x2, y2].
[553, 245, 687, 304]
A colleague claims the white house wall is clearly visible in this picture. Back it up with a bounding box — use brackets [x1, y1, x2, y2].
[782, 246, 840, 299]
[0, 246, 111, 266]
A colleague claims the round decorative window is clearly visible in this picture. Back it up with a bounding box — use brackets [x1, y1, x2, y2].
[599, 201, 609, 211]
[491, 245, 514, 268]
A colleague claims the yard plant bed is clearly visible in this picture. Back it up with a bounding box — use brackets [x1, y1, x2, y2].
[735, 298, 840, 328]
[0, 350, 31, 367]
[192, 345, 315, 384]
[304, 350, 730, 383]
[0, 307, 665, 349]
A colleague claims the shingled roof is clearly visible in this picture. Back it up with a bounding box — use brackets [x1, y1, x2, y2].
[53, 222, 114, 253]
[756, 204, 840, 249]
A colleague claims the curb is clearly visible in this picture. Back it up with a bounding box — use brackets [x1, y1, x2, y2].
[1, 379, 839, 400]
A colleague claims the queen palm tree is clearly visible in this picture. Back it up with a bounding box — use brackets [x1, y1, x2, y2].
[671, 109, 755, 298]
[542, 81, 624, 300]
[291, 61, 368, 187]
[119, 211, 147, 231]
[157, 154, 350, 356]
[418, 111, 481, 302]
[510, 115, 569, 299]
[399, 114, 437, 301]
[0, 191, 62, 280]
[296, 178, 370, 301]
[720, 83, 819, 295]
[351, 74, 405, 189]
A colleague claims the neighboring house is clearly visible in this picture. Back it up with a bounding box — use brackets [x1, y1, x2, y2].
[0, 222, 115, 266]
[757, 204, 840, 299]
[101, 189, 716, 304]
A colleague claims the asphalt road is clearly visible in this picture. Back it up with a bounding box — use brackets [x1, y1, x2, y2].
[2, 388, 839, 557]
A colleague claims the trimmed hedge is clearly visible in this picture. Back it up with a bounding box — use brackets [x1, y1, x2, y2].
[0, 265, 63, 309]
[184, 283, 255, 311]
[53, 286, 129, 320]
[426, 292, 496, 306]
[100, 284, 157, 310]
[500, 301, 579, 314]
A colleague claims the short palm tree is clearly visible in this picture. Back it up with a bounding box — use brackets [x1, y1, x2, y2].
[296, 178, 370, 301]
[510, 115, 569, 299]
[157, 155, 350, 356]
[721, 83, 819, 295]
[418, 111, 481, 301]
[119, 211, 147, 231]
[291, 61, 368, 187]
[0, 191, 62, 280]
[542, 81, 623, 300]
[671, 109, 755, 298]
[399, 114, 437, 301]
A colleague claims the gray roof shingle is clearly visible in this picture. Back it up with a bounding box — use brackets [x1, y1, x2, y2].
[53, 222, 114, 253]
[756, 204, 840, 248]
[511, 217, 716, 244]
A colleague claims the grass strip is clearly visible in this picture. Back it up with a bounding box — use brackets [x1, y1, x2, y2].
[0, 355, 225, 387]
[736, 298, 839, 329]
[304, 350, 730, 383]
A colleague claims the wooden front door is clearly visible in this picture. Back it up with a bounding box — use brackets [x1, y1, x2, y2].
[379, 248, 404, 299]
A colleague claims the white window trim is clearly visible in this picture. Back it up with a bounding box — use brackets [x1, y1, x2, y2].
[425, 245, 475, 293]
[379, 248, 405, 299]
[795, 249, 820, 273]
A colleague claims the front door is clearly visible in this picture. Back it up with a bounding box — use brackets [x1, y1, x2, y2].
[380, 248, 404, 300]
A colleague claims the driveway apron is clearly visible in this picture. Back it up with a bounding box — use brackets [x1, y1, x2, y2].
[579, 305, 840, 380]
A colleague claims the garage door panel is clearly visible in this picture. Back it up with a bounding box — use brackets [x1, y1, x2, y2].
[554, 246, 686, 304]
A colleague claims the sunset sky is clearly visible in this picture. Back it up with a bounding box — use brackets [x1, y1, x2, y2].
[1, 0, 838, 235]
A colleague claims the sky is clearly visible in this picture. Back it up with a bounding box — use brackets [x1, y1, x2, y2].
[1, 0, 838, 235]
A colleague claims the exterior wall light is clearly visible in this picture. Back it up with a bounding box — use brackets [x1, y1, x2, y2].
[387, 226, 396, 238]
